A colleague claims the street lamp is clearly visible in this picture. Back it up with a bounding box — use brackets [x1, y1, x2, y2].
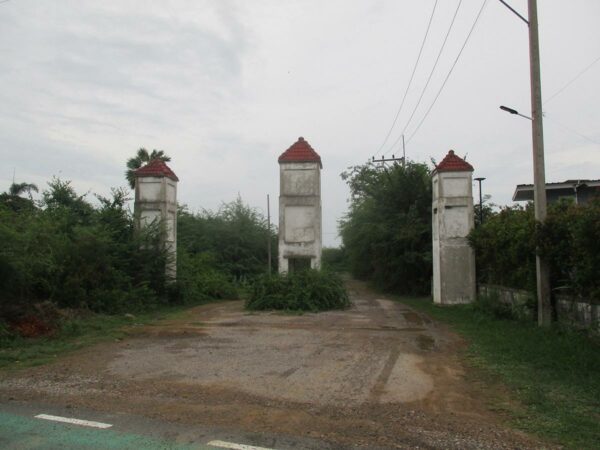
[498, 0, 551, 327]
[499, 105, 532, 121]
[474, 177, 486, 225]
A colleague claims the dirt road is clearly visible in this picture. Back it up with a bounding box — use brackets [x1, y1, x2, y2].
[0, 280, 544, 449]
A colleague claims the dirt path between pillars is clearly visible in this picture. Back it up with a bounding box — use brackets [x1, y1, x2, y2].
[0, 279, 548, 449]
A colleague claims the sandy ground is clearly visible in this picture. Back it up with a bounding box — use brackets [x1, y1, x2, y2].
[0, 280, 548, 449]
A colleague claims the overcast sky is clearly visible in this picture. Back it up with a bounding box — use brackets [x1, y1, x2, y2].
[1, 0, 599, 246]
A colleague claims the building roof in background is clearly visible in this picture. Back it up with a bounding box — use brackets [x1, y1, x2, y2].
[512, 179, 600, 201]
[135, 159, 179, 181]
[278, 137, 322, 168]
[433, 150, 474, 174]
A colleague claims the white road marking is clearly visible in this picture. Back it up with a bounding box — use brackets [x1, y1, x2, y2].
[207, 440, 275, 450]
[35, 414, 113, 429]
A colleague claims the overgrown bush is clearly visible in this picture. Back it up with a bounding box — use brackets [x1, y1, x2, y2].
[246, 270, 350, 312]
[469, 199, 600, 304]
[468, 204, 537, 292]
[0, 179, 171, 337]
[321, 247, 348, 272]
[538, 199, 600, 301]
[339, 161, 432, 295]
[177, 197, 277, 281]
[174, 251, 238, 303]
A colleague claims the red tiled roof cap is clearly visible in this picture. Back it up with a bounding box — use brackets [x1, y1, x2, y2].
[135, 159, 179, 181]
[433, 150, 473, 174]
[278, 137, 322, 168]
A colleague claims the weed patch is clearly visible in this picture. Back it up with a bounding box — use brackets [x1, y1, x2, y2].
[0, 302, 203, 370]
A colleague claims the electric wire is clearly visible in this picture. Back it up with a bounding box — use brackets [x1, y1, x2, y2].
[544, 55, 600, 105]
[406, 0, 489, 145]
[373, 0, 439, 157]
[545, 115, 600, 146]
[385, 0, 463, 156]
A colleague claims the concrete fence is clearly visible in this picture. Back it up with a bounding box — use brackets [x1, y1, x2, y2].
[478, 284, 599, 333]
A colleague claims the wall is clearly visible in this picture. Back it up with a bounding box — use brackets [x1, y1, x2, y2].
[479, 284, 599, 333]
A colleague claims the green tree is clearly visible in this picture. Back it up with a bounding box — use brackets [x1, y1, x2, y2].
[0, 182, 39, 211]
[178, 196, 277, 280]
[339, 161, 432, 294]
[125, 148, 171, 189]
[9, 182, 38, 198]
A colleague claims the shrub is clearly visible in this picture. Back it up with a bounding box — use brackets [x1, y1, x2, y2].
[468, 205, 536, 292]
[0, 181, 170, 323]
[246, 270, 350, 312]
[178, 197, 277, 280]
[321, 247, 348, 272]
[175, 251, 238, 303]
[339, 161, 432, 295]
[469, 199, 600, 305]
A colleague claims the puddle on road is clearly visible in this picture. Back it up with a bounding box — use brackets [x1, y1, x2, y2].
[416, 334, 435, 351]
[402, 312, 423, 326]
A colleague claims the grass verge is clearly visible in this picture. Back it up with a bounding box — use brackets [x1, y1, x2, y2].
[0, 302, 207, 371]
[397, 296, 600, 449]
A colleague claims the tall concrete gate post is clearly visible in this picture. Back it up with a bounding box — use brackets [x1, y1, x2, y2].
[432, 150, 476, 304]
[277, 137, 323, 273]
[134, 159, 179, 279]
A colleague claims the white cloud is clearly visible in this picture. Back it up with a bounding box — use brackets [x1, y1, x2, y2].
[1, 0, 599, 246]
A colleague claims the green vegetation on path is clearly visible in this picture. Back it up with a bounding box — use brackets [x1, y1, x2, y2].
[246, 270, 350, 312]
[397, 296, 600, 449]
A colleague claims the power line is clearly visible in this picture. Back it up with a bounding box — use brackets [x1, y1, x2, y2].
[373, 0, 439, 156]
[544, 55, 600, 105]
[406, 0, 489, 145]
[386, 0, 463, 155]
[545, 115, 600, 146]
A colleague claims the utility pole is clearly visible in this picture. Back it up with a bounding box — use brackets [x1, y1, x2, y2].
[474, 177, 485, 225]
[528, 0, 551, 326]
[402, 134, 406, 167]
[267, 194, 272, 274]
[371, 155, 405, 167]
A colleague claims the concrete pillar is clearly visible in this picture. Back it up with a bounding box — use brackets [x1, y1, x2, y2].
[134, 159, 179, 279]
[432, 150, 476, 304]
[278, 137, 322, 273]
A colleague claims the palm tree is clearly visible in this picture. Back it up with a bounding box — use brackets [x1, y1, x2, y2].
[1, 182, 39, 211]
[125, 148, 171, 189]
[8, 182, 38, 199]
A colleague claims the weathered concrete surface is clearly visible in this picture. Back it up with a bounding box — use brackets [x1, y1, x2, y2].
[432, 152, 476, 305]
[278, 157, 322, 272]
[135, 166, 178, 278]
[0, 280, 546, 449]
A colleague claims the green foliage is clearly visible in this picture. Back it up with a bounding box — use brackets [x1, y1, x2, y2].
[0, 181, 39, 212]
[468, 204, 537, 292]
[125, 148, 171, 189]
[174, 251, 238, 303]
[538, 199, 600, 302]
[339, 161, 432, 295]
[321, 246, 348, 272]
[8, 182, 38, 197]
[0, 179, 170, 327]
[246, 270, 350, 312]
[398, 295, 600, 449]
[469, 199, 600, 303]
[178, 196, 277, 281]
